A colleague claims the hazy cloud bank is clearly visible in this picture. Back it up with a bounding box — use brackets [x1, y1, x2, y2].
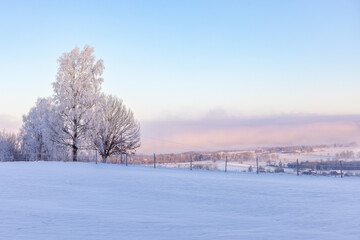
[139, 114, 360, 154]
[0, 114, 22, 132]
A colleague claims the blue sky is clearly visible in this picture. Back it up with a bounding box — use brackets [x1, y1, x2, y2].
[0, 0, 359, 152]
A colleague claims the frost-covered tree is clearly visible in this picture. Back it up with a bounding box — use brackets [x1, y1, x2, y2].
[0, 131, 20, 161]
[90, 94, 140, 163]
[51, 46, 104, 162]
[19, 98, 56, 161]
[0, 134, 8, 161]
[17, 45, 140, 163]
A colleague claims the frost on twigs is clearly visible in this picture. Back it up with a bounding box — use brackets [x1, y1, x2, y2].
[50, 45, 105, 162]
[17, 45, 141, 162]
[89, 94, 141, 163]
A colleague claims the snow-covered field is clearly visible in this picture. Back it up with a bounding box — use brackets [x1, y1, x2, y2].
[0, 162, 359, 240]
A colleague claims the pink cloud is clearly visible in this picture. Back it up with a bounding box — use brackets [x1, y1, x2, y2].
[139, 115, 360, 154]
[0, 114, 22, 133]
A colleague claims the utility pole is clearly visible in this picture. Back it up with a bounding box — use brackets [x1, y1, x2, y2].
[296, 159, 299, 176]
[256, 156, 259, 174]
[225, 155, 228, 172]
[190, 155, 192, 170]
[154, 153, 156, 168]
[126, 153, 128, 166]
[340, 160, 343, 178]
[95, 150, 97, 164]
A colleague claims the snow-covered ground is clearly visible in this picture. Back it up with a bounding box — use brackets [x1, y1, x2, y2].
[0, 162, 359, 240]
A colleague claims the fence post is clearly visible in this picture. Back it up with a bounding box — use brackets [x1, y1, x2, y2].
[225, 155, 228, 172]
[154, 153, 156, 168]
[340, 160, 343, 178]
[120, 134, 123, 164]
[190, 155, 192, 170]
[256, 156, 259, 174]
[126, 153, 128, 166]
[296, 159, 299, 176]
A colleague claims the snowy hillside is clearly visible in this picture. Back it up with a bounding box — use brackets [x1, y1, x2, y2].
[0, 162, 359, 240]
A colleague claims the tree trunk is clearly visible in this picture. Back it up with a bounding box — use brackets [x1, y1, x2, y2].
[102, 156, 107, 163]
[72, 145, 78, 162]
[38, 142, 42, 161]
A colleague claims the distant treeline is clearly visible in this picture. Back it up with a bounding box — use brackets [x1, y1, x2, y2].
[287, 160, 360, 171]
[121, 151, 257, 164]
[257, 145, 317, 154]
[115, 151, 282, 165]
[257, 142, 359, 155]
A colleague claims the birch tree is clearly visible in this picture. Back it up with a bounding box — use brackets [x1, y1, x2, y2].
[52, 45, 104, 161]
[90, 94, 140, 163]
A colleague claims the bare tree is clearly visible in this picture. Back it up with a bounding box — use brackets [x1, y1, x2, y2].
[90, 94, 140, 163]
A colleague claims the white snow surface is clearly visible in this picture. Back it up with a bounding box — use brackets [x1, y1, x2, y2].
[0, 162, 359, 240]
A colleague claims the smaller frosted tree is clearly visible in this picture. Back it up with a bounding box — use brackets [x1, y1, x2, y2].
[0, 131, 20, 161]
[90, 94, 140, 163]
[0, 133, 9, 161]
[20, 98, 55, 161]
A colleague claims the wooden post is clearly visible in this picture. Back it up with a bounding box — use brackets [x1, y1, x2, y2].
[340, 160, 343, 178]
[126, 153, 128, 166]
[154, 153, 156, 168]
[256, 156, 259, 174]
[190, 155, 192, 170]
[225, 155, 228, 172]
[296, 159, 299, 176]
